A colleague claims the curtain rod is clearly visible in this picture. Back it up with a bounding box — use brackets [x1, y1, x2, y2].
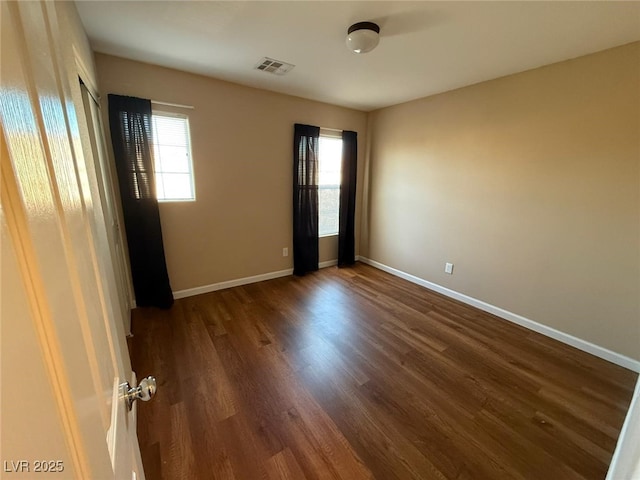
[151, 100, 195, 110]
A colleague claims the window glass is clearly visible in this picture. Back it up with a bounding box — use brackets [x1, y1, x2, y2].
[151, 113, 195, 201]
[318, 136, 342, 236]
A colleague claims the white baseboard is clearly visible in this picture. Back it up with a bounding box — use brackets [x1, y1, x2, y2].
[173, 268, 294, 299]
[173, 259, 341, 300]
[358, 257, 640, 373]
[607, 376, 640, 479]
[319, 259, 338, 268]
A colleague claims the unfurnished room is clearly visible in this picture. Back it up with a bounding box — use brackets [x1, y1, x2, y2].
[1, 1, 639, 479]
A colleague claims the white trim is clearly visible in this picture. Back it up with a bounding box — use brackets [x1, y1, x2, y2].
[607, 377, 640, 479]
[173, 259, 341, 300]
[151, 99, 194, 110]
[358, 257, 640, 373]
[173, 268, 293, 299]
[73, 46, 99, 102]
[319, 259, 338, 269]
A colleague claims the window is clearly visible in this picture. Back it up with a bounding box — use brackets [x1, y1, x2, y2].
[151, 112, 195, 201]
[318, 135, 342, 236]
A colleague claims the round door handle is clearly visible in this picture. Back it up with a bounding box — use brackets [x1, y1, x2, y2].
[123, 376, 157, 410]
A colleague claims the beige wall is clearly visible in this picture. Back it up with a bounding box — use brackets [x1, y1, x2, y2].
[95, 54, 367, 292]
[363, 42, 640, 360]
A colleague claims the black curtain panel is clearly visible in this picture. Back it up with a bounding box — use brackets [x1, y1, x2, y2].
[338, 130, 358, 267]
[293, 123, 320, 276]
[108, 94, 174, 309]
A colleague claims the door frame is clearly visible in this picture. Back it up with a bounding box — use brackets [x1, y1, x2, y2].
[77, 59, 135, 335]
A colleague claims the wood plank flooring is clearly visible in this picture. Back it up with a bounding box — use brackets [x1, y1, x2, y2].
[129, 263, 637, 480]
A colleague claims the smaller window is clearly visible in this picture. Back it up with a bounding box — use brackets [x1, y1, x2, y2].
[151, 112, 195, 202]
[318, 135, 343, 236]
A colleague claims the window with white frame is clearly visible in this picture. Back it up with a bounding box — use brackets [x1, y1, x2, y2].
[318, 135, 343, 236]
[151, 112, 195, 201]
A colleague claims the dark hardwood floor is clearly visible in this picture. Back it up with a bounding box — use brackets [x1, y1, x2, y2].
[130, 263, 637, 480]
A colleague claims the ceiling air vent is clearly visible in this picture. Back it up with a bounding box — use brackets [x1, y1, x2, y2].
[254, 57, 295, 76]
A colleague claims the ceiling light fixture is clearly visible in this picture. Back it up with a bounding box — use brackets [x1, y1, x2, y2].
[346, 21, 380, 54]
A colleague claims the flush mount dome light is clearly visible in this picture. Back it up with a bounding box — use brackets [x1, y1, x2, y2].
[346, 21, 380, 54]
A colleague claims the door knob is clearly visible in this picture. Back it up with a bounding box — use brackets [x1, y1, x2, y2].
[122, 376, 157, 411]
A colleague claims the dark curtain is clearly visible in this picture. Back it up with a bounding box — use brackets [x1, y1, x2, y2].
[293, 123, 320, 276]
[108, 94, 174, 309]
[338, 130, 357, 267]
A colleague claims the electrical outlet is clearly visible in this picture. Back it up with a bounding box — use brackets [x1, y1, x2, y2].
[282, 247, 289, 257]
[445, 262, 454, 274]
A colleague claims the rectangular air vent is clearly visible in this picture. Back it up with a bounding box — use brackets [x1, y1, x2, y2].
[255, 57, 295, 76]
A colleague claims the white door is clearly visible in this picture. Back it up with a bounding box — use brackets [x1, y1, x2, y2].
[1, 2, 147, 479]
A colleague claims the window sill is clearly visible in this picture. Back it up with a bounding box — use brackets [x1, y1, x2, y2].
[158, 198, 196, 203]
[319, 233, 338, 238]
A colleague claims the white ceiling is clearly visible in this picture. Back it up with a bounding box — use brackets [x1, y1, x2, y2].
[76, 1, 640, 112]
